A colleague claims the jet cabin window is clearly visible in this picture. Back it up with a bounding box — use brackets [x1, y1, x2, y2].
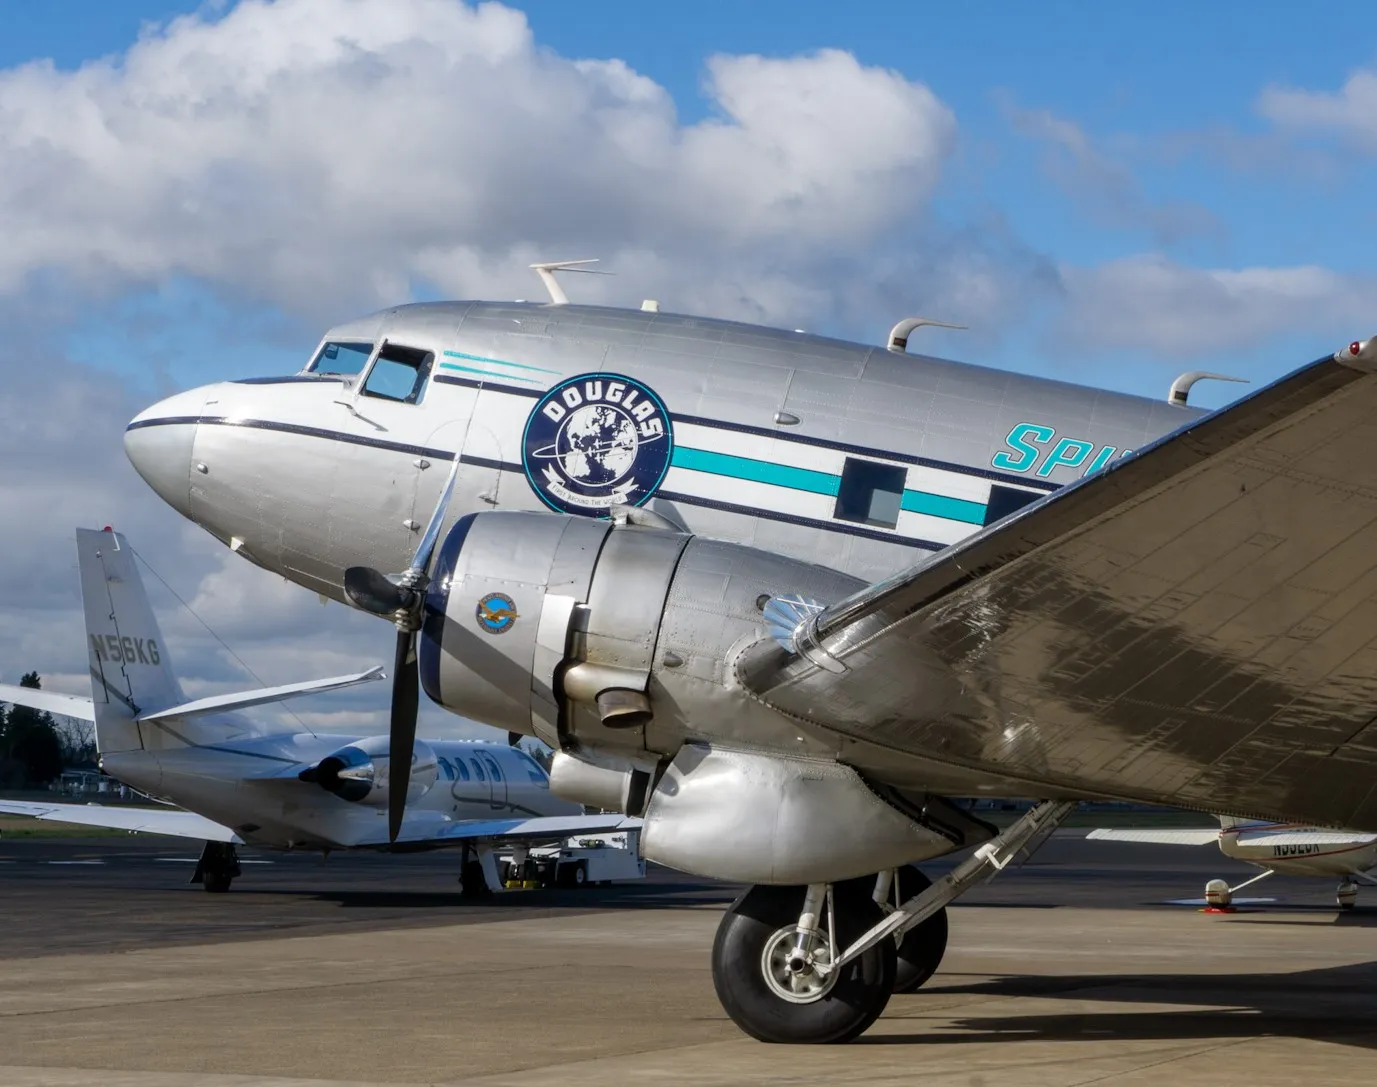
[309, 341, 373, 376]
[361, 344, 434, 405]
[834, 457, 905, 529]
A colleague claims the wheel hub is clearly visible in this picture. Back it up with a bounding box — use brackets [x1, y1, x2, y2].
[761, 925, 837, 1004]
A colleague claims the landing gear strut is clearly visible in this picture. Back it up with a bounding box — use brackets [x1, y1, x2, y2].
[711, 801, 1073, 1042]
[191, 841, 241, 894]
[874, 865, 949, 993]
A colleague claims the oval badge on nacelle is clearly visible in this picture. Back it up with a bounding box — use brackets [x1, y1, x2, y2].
[522, 373, 674, 516]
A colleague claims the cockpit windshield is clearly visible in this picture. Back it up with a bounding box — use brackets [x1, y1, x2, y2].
[308, 341, 373, 376]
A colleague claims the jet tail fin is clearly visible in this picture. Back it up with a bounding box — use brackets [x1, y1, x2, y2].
[78, 527, 184, 753]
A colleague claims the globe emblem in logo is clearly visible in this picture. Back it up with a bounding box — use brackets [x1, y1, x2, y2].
[523, 373, 673, 516]
[535, 403, 639, 487]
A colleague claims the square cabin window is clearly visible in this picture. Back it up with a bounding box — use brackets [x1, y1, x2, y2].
[361, 344, 434, 405]
[834, 458, 905, 529]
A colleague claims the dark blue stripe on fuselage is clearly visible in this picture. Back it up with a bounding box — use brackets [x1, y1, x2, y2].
[126, 390, 1056, 549]
[432, 374, 1055, 493]
[232, 375, 346, 386]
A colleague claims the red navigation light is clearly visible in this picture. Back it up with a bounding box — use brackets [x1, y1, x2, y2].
[1351, 341, 1363, 356]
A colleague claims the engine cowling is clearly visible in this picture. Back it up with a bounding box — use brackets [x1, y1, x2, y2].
[415, 509, 994, 884]
[309, 735, 438, 806]
[417, 509, 864, 759]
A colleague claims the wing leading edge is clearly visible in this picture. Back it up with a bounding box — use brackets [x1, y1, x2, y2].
[740, 337, 1377, 831]
[0, 799, 240, 842]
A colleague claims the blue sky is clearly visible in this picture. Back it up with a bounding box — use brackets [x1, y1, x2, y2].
[5, 1, 1377, 397]
[3, 0, 1377, 729]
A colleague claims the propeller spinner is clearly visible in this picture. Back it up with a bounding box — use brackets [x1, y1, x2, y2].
[342, 459, 461, 842]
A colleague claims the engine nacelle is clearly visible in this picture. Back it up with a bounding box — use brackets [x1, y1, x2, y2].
[417, 509, 864, 759]
[416, 509, 991, 883]
[309, 735, 438, 806]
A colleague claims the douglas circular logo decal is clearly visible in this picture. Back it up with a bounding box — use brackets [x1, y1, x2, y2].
[522, 373, 673, 516]
[476, 592, 518, 635]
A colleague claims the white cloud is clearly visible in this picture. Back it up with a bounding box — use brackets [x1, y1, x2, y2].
[0, 0, 957, 328]
[1004, 101, 1222, 246]
[1053, 254, 1377, 358]
[1258, 68, 1377, 150]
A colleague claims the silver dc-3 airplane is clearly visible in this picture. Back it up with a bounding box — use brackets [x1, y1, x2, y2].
[112, 261, 1377, 1043]
[0, 526, 637, 893]
[1089, 817, 1377, 911]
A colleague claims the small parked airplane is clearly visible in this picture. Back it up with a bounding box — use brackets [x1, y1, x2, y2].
[1088, 818, 1377, 910]
[0, 527, 638, 893]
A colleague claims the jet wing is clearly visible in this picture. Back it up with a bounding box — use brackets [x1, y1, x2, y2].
[741, 337, 1377, 831]
[0, 799, 241, 842]
[1231, 829, 1376, 848]
[362, 813, 642, 849]
[1086, 828, 1220, 845]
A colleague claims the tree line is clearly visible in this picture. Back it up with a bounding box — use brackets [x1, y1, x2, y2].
[0, 673, 96, 787]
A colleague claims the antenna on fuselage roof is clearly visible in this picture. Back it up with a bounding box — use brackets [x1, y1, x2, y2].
[886, 316, 968, 354]
[529, 259, 613, 305]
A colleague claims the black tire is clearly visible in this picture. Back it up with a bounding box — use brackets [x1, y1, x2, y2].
[203, 871, 233, 894]
[459, 860, 492, 899]
[889, 866, 949, 993]
[712, 883, 896, 1044]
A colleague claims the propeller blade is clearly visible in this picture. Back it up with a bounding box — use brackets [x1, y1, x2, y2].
[406, 457, 462, 583]
[387, 630, 419, 843]
[344, 566, 411, 616]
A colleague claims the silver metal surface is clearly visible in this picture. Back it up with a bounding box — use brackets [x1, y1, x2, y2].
[638, 744, 965, 884]
[742, 343, 1377, 831]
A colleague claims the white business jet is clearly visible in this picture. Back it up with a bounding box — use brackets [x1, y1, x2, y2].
[1088, 818, 1377, 910]
[0, 527, 637, 893]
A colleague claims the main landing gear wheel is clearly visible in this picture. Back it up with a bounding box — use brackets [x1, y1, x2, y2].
[887, 866, 949, 993]
[712, 883, 896, 1044]
[193, 841, 241, 894]
[1338, 880, 1359, 911]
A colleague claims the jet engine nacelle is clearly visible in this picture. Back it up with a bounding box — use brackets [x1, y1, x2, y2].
[310, 734, 438, 806]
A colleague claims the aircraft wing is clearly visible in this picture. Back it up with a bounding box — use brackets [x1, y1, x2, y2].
[741, 337, 1377, 832]
[372, 813, 642, 849]
[1086, 827, 1220, 845]
[0, 685, 95, 721]
[1232, 829, 1377, 848]
[0, 799, 241, 842]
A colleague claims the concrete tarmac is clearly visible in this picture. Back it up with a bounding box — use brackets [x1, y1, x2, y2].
[0, 833, 1373, 1086]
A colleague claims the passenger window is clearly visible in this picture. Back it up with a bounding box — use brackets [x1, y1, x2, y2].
[454, 758, 470, 782]
[309, 341, 373, 376]
[437, 757, 455, 782]
[834, 458, 906, 529]
[984, 484, 1041, 526]
[470, 758, 485, 782]
[485, 757, 503, 781]
[361, 343, 433, 404]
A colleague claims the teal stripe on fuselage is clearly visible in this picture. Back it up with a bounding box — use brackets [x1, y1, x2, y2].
[671, 446, 989, 524]
[671, 447, 841, 496]
[900, 490, 987, 525]
[441, 350, 559, 374]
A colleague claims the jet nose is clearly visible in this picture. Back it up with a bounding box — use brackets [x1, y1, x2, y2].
[124, 387, 212, 519]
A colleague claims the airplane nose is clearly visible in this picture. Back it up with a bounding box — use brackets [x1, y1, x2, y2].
[124, 388, 212, 519]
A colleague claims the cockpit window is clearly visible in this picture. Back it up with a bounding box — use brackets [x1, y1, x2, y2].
[361, 344, 434, 405]
[309, 341, 373, 376]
